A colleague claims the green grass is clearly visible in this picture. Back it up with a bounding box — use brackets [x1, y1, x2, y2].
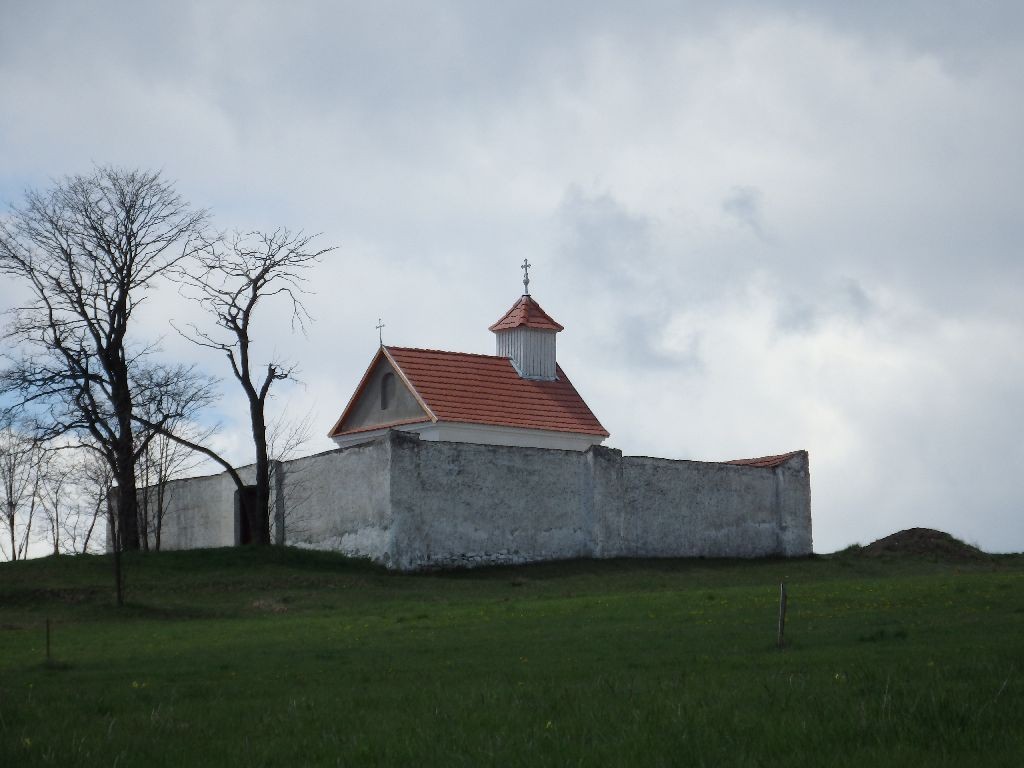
[1, 547, 1022, 767]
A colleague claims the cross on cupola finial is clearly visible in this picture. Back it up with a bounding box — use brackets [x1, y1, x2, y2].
[376, 317, 385, 346]
[521, 258, 532, 295]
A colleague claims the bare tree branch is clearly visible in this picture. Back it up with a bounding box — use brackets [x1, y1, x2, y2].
[0, 417, 45, 561]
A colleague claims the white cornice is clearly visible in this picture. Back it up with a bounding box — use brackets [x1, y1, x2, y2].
[331, 420, 606, 452]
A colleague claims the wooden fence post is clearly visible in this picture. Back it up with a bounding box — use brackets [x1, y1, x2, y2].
[777, 582, 788, 650]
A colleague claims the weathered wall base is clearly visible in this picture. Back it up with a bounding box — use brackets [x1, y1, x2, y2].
[153, 431, 812, 570]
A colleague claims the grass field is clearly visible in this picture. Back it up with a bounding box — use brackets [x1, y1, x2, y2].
[1, 546, 1022, 766]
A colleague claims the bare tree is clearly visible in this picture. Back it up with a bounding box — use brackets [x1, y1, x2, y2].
[0, 167, 206, 551]
[35, 446, 75, 556]
[0, 424, 112, 559]
[50, 444, 112, 555]
[176, 229, 332, 545]
[67, 446, 113, 555]
[0, 421, 43, 561]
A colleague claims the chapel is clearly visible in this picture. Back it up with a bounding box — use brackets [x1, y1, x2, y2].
[328, 262, 609, 451]
[142, 262, 813, 568]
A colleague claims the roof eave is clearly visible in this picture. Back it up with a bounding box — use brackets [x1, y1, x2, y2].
[332, 416, 433, 438]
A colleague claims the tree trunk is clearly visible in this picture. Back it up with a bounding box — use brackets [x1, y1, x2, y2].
[7, 508, 15, 562]
[250, 408, 272, 546]
[155, 480, 164, 552]
[107, 488, 124, 605]
[82, 503, 99, 553]
[139, 480, 150, 552]
[114, 441, 140, 550]
[139, 448, 153, 552]
[111, 374, 140, 550]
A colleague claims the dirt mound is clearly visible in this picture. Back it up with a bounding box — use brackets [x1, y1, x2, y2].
[860, 528, 987, 560]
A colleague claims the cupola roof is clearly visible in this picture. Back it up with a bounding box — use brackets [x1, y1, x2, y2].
[488, 295, 564, 333]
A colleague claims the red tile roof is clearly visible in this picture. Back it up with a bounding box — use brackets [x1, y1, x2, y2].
[330, 346, 608, 438]
[488, 295, 564, 332]
[726, 451, 803, 469]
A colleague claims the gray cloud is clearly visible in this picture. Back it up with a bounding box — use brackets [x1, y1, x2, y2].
[555, 186, 704, 372]
[774, 277, 876, 334]
[722, 186, 771, 243]
[557, 186, 653, 286]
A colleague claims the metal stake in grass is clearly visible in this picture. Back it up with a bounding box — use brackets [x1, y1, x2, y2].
[46, 618, 51, 664]
[777, 583, 788, 650]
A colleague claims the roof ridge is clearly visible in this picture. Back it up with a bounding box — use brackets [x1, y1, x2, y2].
[386, 345, 506, 360]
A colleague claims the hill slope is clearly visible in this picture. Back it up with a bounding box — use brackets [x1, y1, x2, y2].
[1, 546, 1022, 767]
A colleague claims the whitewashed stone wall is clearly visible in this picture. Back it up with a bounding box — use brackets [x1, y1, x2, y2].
[153, 430, 812, 569]
[145, 468, 237, 550]
[619, 455, 811, 558]
[388, 435, 591, 569]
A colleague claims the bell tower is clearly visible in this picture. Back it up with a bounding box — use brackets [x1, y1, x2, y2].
[489, 260, 563, 380]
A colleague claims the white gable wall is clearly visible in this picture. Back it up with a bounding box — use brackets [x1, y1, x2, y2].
[336, 355, 428, 433]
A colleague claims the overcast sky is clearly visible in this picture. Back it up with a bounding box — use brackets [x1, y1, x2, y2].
[2, 1, 1022, 553]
